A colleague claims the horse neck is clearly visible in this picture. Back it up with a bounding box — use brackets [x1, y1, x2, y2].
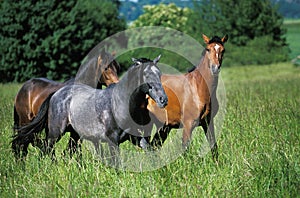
[75, 58, 100, 88]
[113, 70, 137, 109]
[111, 68, 148, 127]
[129, 86, 147, 110]
[195, 52, 219, 94]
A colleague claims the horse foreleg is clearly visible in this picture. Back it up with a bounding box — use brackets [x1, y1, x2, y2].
[201, 116, 218, 162]
[151, 124, 170, 148]
[108, 142, 120, 169]
[182, 120, 196, 150]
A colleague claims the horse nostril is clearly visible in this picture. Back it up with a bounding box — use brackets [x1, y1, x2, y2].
[160, 97, 168, 105]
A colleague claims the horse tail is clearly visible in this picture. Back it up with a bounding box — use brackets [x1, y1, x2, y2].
[11, 92, 55, 158]
[13, 105, 19, 133]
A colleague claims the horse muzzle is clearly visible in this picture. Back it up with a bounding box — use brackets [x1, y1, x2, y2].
[210, 64, 220, 75]
[157, 95, 168, 108]
[148, 88, 168, 108]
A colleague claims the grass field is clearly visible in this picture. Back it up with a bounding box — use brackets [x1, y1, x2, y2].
[0, 62, 299, 197]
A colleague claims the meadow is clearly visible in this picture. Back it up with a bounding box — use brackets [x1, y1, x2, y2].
[1, 19, 299, 198]
[0, 61, 299, 197]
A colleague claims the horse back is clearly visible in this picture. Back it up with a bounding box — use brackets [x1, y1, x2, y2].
[14, 78, 65, 125]
[65, 84, 115, 141]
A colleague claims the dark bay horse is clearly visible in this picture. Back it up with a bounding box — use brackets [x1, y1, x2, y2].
[13, 51, 120, 157]
[147, 34, 228, 161]
[12, 55, 168, 167]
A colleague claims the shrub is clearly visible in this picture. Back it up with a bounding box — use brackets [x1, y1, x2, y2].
[0, 0, 126, 82]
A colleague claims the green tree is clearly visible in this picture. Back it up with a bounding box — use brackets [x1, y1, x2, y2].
[187, 0, 289, 65]
[119, 3, 195, 72]
[0, 0, 126, 82]
[131, 3, 191, 32]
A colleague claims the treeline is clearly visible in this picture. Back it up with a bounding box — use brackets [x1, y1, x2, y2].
[0, 0, 290, 82]
[274, 0, 300, 19]
[125, 1, 289, 69]
[0, 0, 126, 82]
[119, 0, 300, 21]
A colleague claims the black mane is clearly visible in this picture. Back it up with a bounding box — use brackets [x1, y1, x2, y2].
[208, 36, 224, 45]
[187, 66, 196, 73]
[134, 57, 152, 63]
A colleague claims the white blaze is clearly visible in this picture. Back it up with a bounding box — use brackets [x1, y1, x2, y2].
[151, 66, 160, 75]
[214, 44, 220, 59]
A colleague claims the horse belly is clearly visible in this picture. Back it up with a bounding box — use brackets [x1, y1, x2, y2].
[69, 88, 111, 142]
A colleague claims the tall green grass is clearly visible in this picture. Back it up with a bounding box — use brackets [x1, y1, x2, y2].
[0, 62, 299, 197]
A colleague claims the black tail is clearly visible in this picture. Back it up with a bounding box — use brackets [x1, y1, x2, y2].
[13, 105, 19, 133]
[11, 93, 55, 159]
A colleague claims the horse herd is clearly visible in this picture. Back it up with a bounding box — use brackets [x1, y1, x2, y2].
[12, 34, 228, 166]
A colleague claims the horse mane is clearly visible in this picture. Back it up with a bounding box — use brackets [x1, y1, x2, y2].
[112, 59, 121, 72]
[100, 51, 121, 72]
[134, 57, 152, 64]
[187, 66, 196, 73]
[208, 36, 224, 46]
[187, 48, 208, 73]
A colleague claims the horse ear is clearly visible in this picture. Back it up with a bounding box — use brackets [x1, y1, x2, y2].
[111, 50, 117, 57]
[100, 48, 106, 56]
[132, 58, 141, 65]
[153, 54, 161, 64]
[97, 55, 103, 67]
[222, 34, 228, 43]
[202, 34, 210, 44]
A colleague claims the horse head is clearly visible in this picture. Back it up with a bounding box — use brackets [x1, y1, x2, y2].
[131, 55, 168, 108]
[97, 50, 120, 87]
[202, 34, 228, 75]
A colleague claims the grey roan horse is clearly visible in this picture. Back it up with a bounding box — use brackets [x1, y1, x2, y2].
[12, 55, 168, 167]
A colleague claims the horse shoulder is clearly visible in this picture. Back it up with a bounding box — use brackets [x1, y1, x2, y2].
[147, 74, 186, 125]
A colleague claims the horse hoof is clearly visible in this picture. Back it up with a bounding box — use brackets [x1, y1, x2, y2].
[139, 138, 151, 150]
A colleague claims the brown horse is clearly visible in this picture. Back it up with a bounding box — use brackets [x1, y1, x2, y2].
[147, 34, 228, 161]
[13, 51, 120, 156]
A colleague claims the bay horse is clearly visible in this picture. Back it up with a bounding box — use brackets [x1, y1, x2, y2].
[13, 50, 120, 158]
[12, 55, 168, 167]
[147, 34, 228, 161]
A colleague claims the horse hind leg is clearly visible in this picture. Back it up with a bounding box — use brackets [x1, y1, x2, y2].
[12, 139, 29, 161]
[47, 123, 65, 161]
[13, 105, 19, 133]
[63, 127, 81, 159]
[46, 136, 62, 161]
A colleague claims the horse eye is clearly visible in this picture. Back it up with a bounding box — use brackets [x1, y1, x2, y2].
[206, 48, 210, 52]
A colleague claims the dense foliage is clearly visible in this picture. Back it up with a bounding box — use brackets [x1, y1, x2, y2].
[0, 0, 126, 82]
[118, 4, 195, 72]
[130, 0, 289, 67]
[119, 0, 195, 21]
[119, 0, 300, 22]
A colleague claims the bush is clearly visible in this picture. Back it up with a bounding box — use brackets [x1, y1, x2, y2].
[0, 0, 126, 83]
[224, 36, 289, 66]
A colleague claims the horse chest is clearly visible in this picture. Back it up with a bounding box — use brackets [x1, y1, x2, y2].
[185, 77, 212, 120]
